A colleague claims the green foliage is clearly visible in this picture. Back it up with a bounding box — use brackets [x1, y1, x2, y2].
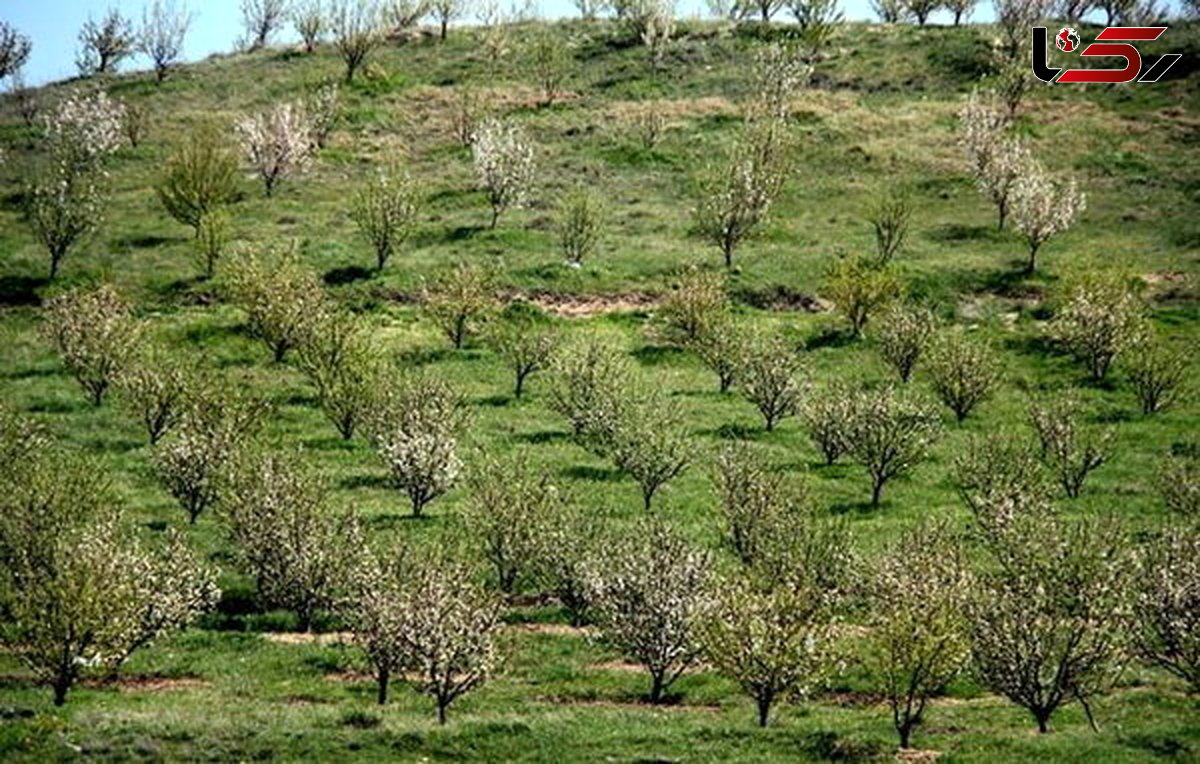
[225, 248, 327, 363]
[350, 165, 421, 271]
[926, 329, 1002, 422]
[42, 284, 143, 406]
[824, 254, 902, 338]
[157, 125, 240, 234]
[421, 261, 498, 349]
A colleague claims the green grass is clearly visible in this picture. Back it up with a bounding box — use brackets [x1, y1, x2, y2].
[0, 17, 1198, 762]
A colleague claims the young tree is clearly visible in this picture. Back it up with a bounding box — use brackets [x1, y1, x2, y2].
[116, 345, 193, 444]
[788, 0, 843, 63]
[430, 0, 463, 40]
[1160, 447, 1200, 518]
[157, 125, 241, 241]
[547, 338, 634, 438]
[471, 118, 536, 229]
[746, 43, 809, 122]
[464, 450, 563, 594]
[625, 0, 676, 64]
[845, 386, 942, 506]
[292, 0, 325, 51]
[76, 8, 136, 76]
[587, 520, 713, 703]
[959, 90, 1021, 230]
[867, 185, 911, 268]
[871, 0, 908, 20]
[389, 0, 430, 29]
[41, 88, 125, 174]
[1134, 525, 1200, 693]
[691, 315, 746, 393]
[486, 312, 558, 399]
[712, 441, 805, 565]
[1009, 160, 1086, 274]
[0, 21, 33, 82]
[421, 261, 498, 349]
[556, 187, 604, 266]
[824, 254, 901, 337]
[926, 330, 1003, 422]
[901, 0, 938, 23]
[241, 0, 290, 50]
[138, 0, 192, 83]
[236, 100, 316, 196]
[532, 499, 601, 626]
[121, 98, 151, 147]
[739, 332, 806, 431]
[42, 284, 142, 406]
[26, 162, 105, 280]
[944, 0, 976, 23]
[1028, 395, 1113, 499]
[329, 0, 385, 83]
[868, 520, 971, 749]
[609, 393, 692, 510]
[296, 310, 381, 440]
[221, 448, 361, 631]
[657, 266, 730, 346]
[954, 431, 1050, 519]
[8, 73, 40, 126]
[694, 121, 790, 268]
[525, 30, 572, 106]
[225, 250, 325, 362]
[366, 373, 468, 516]
[1125, 334, 1189, 415]
[351, 166, 421, 271]
[1051, 272, 1144, 382]
[873, 303, 936, 383]
[800, 380, 854, 465]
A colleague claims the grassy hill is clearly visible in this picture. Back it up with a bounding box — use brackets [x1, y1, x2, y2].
[0, 17, 1198, 762]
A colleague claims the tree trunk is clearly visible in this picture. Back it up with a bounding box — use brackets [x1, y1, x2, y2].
[1025, 242, 1040, 275]
[643, 489, 654, 511]
[437, 699, 448, 724]
[756, 694, 773, 727]
[871, 478, 884, 506]
[440, 19, 448, 40]
[898, 720, 912, 748]
[649, 671, 665, 704]
[50, 251, 63, 280]
[514, 371, 527, 398]
[377, 667, 390, 704]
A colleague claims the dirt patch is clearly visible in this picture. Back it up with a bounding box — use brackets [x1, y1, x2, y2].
[535, 695, 721, 713]
[509, 622, 591, 637]
[520, 290, 659, 317]
[896, 748, 942, 762]
[589, 660, 645, 673]
[81, 675, 210, 692]
[261, 631, 354, 646]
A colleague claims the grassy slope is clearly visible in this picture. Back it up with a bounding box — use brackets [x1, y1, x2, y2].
[0, 18, 1198, 762]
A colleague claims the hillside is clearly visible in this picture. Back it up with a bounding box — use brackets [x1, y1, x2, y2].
[0, 16, 1199, 763]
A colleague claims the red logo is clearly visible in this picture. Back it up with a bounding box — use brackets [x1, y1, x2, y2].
[1032, 26, 1182, 84]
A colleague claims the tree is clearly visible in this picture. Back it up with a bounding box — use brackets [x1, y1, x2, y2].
[1134, 525, 1200, 693]
[845, 386, 941, 506]
[221, 448, 361, 631]
[138, 0, 192, 83]
[712, 441, 806, 565]
[366, 373, 468, 516]
[487, 311, 558, 399]
[1009, 159, 1085, 274]
[389, 0, 430, 30]
[867, 185, 911, 268]
[824, 254, 901, 337]
[1125, 334, 1189, 415]
[430, 0, 463, 40]
[241, 0, 290, 50]
[926, 330, 1002, 422]
[329, 0, 385, 82]
[292, 0, 325, 51]
[694, 121, 790, 268]
[868, 520, 970, 748]
[26, 161, 105, 280]
[587, 520, 713, 703]
[157, 125, 240, 243]
[1160, 446, 1200, 518]
[953, 431, 1050, 519]
[471, 118, 536, 229]
[351, 165, 421, 271]
[421, 261, 498, 349]
[556, 187, 604, 266]
[1051, 272, 1144, 382]
[871, 0, 908, 21]
[526, 30, 572, 106]
[800, 380, 854, 465]
[658, 266, 730, 346]
[121, 98, 151, 147]
[225, 249, 326, 362]
[901, 0, 938, 23]
[609, 393, 691, 510]
[464, 450, 563, 594]
[194, 209, 231, 279]
[742, 0, 785, 20]
[41, 89, 125, 175]
[944, 0, 976, 23]
[0, 442, 216, 706]
[76, 8, 136, 76]
[692, 315, 746, 393]
[746, 43, 808, 122]
[873, 303, 936, 383]
[624, 0, 676, 64]
[0, 21, 33, 82]
[959, 90, 1022, 230]
[1028, 395, 1113, 499]
[739, 332, 806, 431]
[235, 100, 315, 196]
[548, 338, 634, 439]
[116, 345, 193, 444]
[305, 82, 340, 148]
[42, 284, 142, 406]
[788, 0, 843, 63]
[1058, 0, 1093, 21]
[296, 310, 381, 440]
[533, 499, 600, 626]
[994, 0, 1048, 62]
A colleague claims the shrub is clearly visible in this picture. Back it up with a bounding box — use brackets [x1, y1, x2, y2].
[235, 100, 315, 197]
[868, 519, 970, 748]
[800, 380, 854, 465]
[76, 8, 136, 75]
[867, 185, 911, 267]
[225, 249, 326, 362]
[351, 166, 421, 271]
[557, 187, 604, 266]
[1009, 159, 1086, 274]
[587, 520, 713, 703]
[464, 450, 563, 594]
[138, 0, 191, 83]
[157, 125, 240, 238]
[42, 284, 142, 406]
[1125, 334, 1188, 415]
[747, 43, 808, 121]
[296, 310, 381, 440]
[221, 448, 362, 631]
[824, 254, 901, 337]
[1029, 395, 1113, 499]
[954, 431, 1050, 519]
[306, 82, 340, 148]
[1160, 447, 1200, 518]
[452, 86, 485, 147]
[739, 332, 806, 431]
[691, 315, 746, 393]
[693, 121, 790, 268]
[1052, 272, 1145, 382]
[471, 118, 536, 229]
[926, 330, 1003, 422]
[873, 303, 936, 383]
[486, 314, 558, 398]
[658, 266, 730, 346]
[1134, 525, 1200, 693]
[121, 98, 151, 147]
[845, 386, 942, 506]
[525, 30, 572, 106]
[421, 262, 497, 349]
[609, 393, 692, 510]
[712, 441, 804, 565]
[366, 373, 468, 516]
[547, 338, 634, 438]
[116, 345, 193, 444]
[329, 0, 386, 82]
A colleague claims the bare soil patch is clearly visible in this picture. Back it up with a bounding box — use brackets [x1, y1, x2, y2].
[521, 290, 659, 317]
[896, 748, 942, 762]
[509, 622, 591, 637]
[262, 631, 354, 646]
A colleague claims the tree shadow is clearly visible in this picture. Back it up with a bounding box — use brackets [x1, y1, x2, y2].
[0, 275, 46, 307]
[805, 328, 857, 351]
[561, 464, 624, 482]
[516, 430, 569, 445]
[323, 265, 374, 285]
